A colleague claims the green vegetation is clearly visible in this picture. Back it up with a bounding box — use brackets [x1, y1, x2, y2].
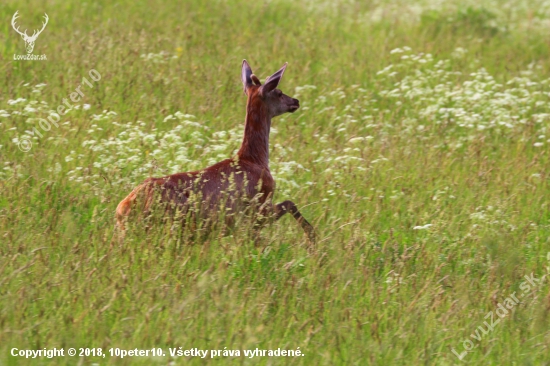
[1, 0, 550, 364]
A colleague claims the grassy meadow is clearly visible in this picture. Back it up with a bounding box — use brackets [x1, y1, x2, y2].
[2, 0, 550, 364]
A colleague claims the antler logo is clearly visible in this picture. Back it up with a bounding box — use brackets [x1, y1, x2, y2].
[11, 11, 49, 54]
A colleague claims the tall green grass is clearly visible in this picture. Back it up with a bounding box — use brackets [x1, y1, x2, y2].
[1, 0, 550, 364]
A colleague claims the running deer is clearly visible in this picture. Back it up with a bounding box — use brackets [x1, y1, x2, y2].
[115, 60, 316, 243]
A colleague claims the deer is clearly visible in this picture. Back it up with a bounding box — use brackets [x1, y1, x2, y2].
[115, 60, 316, 244]
[11, 11, 49, 54]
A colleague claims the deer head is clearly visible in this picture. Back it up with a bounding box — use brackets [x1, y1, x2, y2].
[11, 11, 49, 54]
[241, 60, 300, 118]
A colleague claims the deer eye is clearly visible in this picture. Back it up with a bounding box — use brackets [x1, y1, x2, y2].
[276, 90, 282, 97]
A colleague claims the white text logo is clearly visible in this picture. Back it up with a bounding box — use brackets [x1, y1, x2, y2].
[11, 11, 48, 60]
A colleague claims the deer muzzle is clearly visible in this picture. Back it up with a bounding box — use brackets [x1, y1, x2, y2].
[289, 98, 300, 113]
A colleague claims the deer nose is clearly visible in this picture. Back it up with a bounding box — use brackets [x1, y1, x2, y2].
[289, 98, 300, 113]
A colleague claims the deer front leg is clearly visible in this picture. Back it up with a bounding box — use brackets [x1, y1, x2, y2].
[274, 200, 316, 244]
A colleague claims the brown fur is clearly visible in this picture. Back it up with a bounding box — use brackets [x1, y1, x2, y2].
[115, 61, 315, 243]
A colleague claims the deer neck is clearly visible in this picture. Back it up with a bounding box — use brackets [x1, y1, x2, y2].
[237, 99, 271, 167]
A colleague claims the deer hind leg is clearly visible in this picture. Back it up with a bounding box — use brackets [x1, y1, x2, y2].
[115, 180, 156, 240]
[274, 200, 316, 244]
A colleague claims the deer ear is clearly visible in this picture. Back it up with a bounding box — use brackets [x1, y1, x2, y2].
[260, 63, 287, 97]
[241, 60, 254, 94]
